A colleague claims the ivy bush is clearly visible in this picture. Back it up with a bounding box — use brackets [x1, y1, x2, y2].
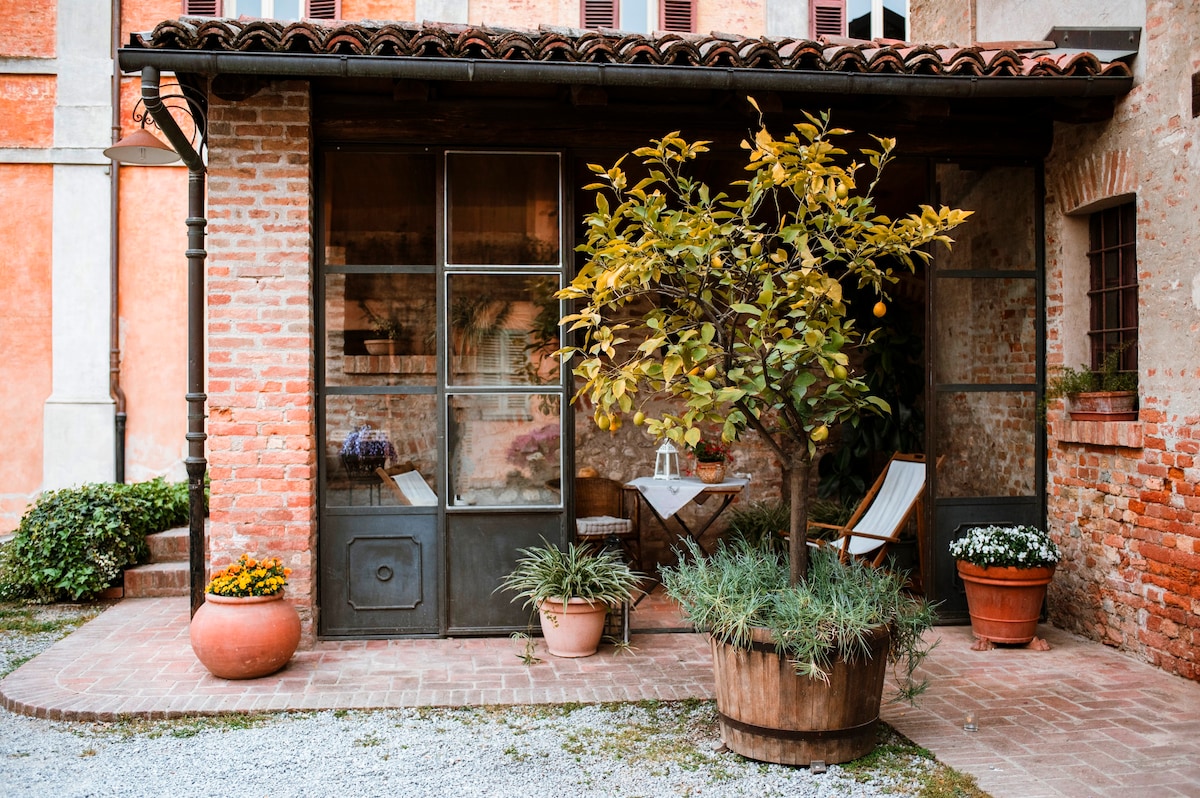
[0, 478, 194, 603]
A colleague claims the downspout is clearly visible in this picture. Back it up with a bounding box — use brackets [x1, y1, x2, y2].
[139, 65, 208, 617]
[109, 0, 126, 482]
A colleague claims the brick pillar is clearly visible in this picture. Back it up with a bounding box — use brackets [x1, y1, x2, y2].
[205, 81, 317, 643]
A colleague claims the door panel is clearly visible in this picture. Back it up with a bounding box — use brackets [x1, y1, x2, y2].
[320, 512, 439, 636]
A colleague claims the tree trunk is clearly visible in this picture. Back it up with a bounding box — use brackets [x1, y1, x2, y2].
[787, 456, 812, 585]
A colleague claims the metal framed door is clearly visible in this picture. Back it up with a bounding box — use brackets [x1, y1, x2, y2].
[927, 162, 1046, 619]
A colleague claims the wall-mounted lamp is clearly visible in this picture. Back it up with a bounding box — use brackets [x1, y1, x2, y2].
[103, 128, 180, 165]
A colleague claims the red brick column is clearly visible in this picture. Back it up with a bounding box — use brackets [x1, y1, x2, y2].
[204, 81, 317, 643]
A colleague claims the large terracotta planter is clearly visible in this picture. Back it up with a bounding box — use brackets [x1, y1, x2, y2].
[537, 597, 609, 657]
[1068, 391, 1137, 421]
[710, 626, 890, 766]
[190, 593, 302, 679]
[957, 560, 1055, 645]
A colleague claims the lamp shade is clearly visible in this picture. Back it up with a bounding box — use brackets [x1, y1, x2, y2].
[103, 128, 180, 165]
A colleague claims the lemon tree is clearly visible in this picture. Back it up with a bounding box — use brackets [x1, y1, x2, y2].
[559, 109, 970, 582]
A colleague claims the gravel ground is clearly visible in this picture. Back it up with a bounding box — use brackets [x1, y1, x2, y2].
[0, 603, 964, 798]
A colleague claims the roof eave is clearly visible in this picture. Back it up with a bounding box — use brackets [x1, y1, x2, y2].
[117, 49, 1134, 99]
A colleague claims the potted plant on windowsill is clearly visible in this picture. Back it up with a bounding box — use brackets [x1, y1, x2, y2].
[363, 309, 404, 356]
[189, 553, 302, 679]
[949, 524, 1061, 651]
[1046, 345, 1138, 422]
[498, 541, 643, 658]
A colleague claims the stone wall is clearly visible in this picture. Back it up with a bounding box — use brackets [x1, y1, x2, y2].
[205, 81, 319, 643]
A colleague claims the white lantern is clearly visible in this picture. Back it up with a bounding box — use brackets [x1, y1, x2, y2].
[653, 440, 681, 480]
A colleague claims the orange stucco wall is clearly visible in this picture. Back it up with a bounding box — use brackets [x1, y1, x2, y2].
[0, 165, 53, 533]
[117, 166, 191, 483]
[0, 0, 56, 59]
[0, 76, 55, 149]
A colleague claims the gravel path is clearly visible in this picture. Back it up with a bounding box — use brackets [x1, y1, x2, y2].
[1, 604, 947, 797]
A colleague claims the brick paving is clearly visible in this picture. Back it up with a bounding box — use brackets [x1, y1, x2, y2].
[3, 598, 1199, 798]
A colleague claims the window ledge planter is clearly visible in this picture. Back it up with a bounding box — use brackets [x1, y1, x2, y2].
[1067, 390, 1137, 422]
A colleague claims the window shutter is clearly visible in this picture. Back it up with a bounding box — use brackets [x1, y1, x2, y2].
[810, 0, 846, 38]
[306, 0, 339, 18]
[183, 0, 222, 15]
[659, 0, 695, 32]
[581, 0, 618, 29]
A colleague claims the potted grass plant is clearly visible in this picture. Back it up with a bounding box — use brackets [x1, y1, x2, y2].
[498, 541, 643, 658]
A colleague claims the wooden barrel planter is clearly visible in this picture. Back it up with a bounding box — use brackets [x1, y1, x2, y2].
[710, 626, 891, 766]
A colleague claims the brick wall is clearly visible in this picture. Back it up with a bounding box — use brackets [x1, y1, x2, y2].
[205, 81, 319, 643]
[1043, 0, 1200, 681]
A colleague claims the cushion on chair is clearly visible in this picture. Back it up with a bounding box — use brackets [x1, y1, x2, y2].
[576, 515, 634, 537]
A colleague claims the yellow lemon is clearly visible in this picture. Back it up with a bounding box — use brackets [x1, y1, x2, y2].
[811, 424, 829, 442]
[833, 364, 848, 381]
[703, 365, 718, 379]
[633, 411, 646, 426]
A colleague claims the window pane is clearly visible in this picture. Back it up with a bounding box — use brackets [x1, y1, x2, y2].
[325, 394, 439, 508]
[447, 153, 560, 265]
[620, 0, 650, 32]
[848, 0, 871, 38]
[935, 390, 1036, 498]
[447, 273, 561, 386]
[934, 277, 1037, 385]
[273, 0, 302, 20]
[934, 165, 1037, 272]
[449, 394, 562, 507]
[325, 272, 437, 387]
[883, 0, 907, 39]
[322, 152, 436, 266]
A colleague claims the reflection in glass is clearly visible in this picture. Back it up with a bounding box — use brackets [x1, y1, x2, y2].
[325, 273, 437, 387]
[447, 153, 560, 265]
[322, 152, 436, 265]
[448, 394, 561, 507]
[324, 394, 438, 507]
[934, 390, 1036, 498]
[934, 277, 1037, 385]
[448, 273, 560, 386]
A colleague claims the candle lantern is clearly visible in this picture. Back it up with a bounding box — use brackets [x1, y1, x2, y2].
[653, 440, 681, 480]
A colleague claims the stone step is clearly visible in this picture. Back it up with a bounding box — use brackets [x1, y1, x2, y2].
[147, 526, 189, 563]
[122, 561, 189, 598]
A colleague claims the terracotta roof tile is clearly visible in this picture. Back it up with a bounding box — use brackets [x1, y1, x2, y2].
[126, 17, 1133, 80]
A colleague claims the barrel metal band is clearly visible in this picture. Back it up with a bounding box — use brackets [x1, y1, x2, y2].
[717, 712, 878, 742]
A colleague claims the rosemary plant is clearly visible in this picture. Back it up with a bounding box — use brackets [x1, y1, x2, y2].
[660, 539, 935, 702]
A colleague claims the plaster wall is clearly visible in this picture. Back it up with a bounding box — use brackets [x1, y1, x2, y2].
[342, 0, 418, 19]
[0, 164, 53, 532]
[1041, 0, 1199, 679]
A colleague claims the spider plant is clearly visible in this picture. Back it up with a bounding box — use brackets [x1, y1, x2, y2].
[498, 540, 643, 609]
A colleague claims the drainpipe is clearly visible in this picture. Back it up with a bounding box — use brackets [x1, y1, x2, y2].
[139, 65, 208, 617]
[109, 0, 126, 483]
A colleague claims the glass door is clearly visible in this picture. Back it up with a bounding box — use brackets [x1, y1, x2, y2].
[929, 163, 1045, 618]
[318, 148, 567, 637]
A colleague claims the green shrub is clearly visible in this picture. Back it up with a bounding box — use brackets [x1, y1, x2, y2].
[0, 478, 193, 603]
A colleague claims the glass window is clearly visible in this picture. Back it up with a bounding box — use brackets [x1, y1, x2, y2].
[325, 394, 439, 508]
[225, 0, 303, 20]
[1088, 203, 1138, 373]
[447, 153, 560, 266]
[848, 0, 907, 40]
[324, 272, 437, 387]
[322, 152, 436, 266]
[447, 273, 561, 387]
[448, 394, 562, 507]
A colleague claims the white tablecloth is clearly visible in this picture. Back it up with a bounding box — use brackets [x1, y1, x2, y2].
[627, 476, 749, 518]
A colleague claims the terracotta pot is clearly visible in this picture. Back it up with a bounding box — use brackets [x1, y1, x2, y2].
[1068, 391, 1137, 421]
[537, 597, 609, 657]
[364, 338, 397, 356]
[190, 593, 301, 679]
[710, 626, 890, 766]
[956, 560, 1055, 644]
[695, 461, 726, 484]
